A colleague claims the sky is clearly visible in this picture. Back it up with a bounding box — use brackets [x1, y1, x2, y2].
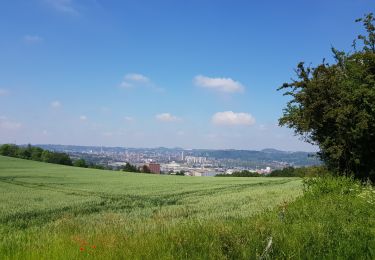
[0, 0, 373, 151]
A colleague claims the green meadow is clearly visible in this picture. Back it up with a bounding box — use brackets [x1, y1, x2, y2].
[0, 155, 374, 259]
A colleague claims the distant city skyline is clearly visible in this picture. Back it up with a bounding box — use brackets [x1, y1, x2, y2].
[0, 1, 373, 151]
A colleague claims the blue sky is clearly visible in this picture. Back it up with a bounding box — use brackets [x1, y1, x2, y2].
[0, 0, 373, 151]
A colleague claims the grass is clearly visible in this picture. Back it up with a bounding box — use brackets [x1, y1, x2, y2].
[0, 155, 374, 259]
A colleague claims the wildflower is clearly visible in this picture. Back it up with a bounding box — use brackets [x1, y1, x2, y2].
[92, 245, 97, 249]
[80, 247, 85, 251]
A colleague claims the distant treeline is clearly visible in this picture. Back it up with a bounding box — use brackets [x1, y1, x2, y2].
[0, 144, 107, 169]
[0, 144, 73, 166]
[216, 166, 327, 177]
[216, 170, 261, 177]
[121, 163, 152, 173]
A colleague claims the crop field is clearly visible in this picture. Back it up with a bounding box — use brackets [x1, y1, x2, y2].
[0, 155, 302, 259]
[1, 156, 374, 259]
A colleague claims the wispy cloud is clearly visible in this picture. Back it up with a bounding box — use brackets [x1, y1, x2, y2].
[50, 100, 62, 108]
[119, 73, 164, 92]
[212, 111, 255, 126]
[0, 116, 22, 130]
[0, 89, 9, 96]
[177, 130, 185, 136]
[155, 113, 181, 122]
[119, 73, 150, 89]
[43, 0, 79, 15]
[119, 81, 133, 89]
[194, 75, 244, 93]
[102, 132, 113, 137]
[23, 35, 43, 44]
[79, 115, 88, 121]
[124, 116, 134, 122]
[125, 73, 150, 83]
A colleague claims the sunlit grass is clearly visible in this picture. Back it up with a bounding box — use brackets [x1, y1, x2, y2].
[1, 156, 373, 259]
[0, 156, 301, 258]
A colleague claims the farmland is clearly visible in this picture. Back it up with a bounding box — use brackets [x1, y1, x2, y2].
[0, 156, 301, 259]
[1, 155, 374, 259]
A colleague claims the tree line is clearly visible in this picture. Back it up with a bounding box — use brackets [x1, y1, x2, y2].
[120, 162, 152, 173]
[0, 144, 107, 169]
[216, 170, 261, 177]
[215, 166, 326, 178]
[0, 144, 73, 166]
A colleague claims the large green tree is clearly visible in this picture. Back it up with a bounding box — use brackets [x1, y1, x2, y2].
[278, 13, 375, 181]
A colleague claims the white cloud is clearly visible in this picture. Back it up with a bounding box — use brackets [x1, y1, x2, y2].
[155, 113, 181, 122]
[0, 89, 8, 96]
[119, 73, 150, 90]
[194, 75, 244, 93]
[102, 132, 113, 137]
[0, 116, 22, 130]
[50, 100, 62, 108]
[23, 35, 43, 44]
[44, 0, 79, 15]
[258, 124, 267, 130]
[177, 130, 185, 136]
[119, 73, 166, 92]
[212, 111, 255, 126]
[79, 115, 87, 121]
[119, 81, 133, 89]
[125, 73, 149, 83]
[124, 116, 134, 122]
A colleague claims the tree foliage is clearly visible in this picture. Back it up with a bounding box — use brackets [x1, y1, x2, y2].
[122, 162, 140, 173]
[73, 159, 88, 168]
[278, 13, 375, 181]
[40, 150, 72, 166]
[0, 144, 72, 166]
[268, 166, 328, 178]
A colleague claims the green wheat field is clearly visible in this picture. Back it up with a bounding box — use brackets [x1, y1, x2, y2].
[1, 156, 374, 259]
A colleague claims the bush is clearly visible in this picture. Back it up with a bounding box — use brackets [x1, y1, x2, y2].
[269, 166, 328, 177]
[0, 144, 18, 157]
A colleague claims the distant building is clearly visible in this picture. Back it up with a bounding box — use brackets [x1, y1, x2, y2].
[185, 156, 207, 165]
[148, 163, 161, 174]
[226, 169, 234, 175]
